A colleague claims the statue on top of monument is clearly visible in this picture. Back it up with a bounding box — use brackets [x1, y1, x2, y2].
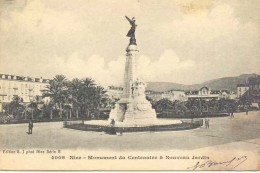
[125, 16, 137, 45]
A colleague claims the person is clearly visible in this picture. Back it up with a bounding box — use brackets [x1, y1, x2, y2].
[119, 128, 124, 136]
[246, 108, 249, 115]
[228, 110, 231, 118]
[108, 119, 116, 135]
[231, 111, 234, 118]
[205, 118, 209, 129]
[110, 119, 115, 127]
[28, 119, 33, 134]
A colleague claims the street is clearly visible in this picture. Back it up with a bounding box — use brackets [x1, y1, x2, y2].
[0, 111, 259, 152]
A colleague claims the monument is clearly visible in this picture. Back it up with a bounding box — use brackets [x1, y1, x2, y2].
[65, 17, 194, 130]
[109, 16, 157, 124]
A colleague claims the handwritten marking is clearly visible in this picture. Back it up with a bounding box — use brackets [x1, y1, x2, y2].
[187, 156, 247, 170]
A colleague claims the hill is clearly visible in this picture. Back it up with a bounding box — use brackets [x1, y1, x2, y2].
[146, 82, 187, 92]
[146, 74, 257, 92]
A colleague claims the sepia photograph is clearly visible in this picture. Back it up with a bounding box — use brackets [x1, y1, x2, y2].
[0, 0, 259, 170]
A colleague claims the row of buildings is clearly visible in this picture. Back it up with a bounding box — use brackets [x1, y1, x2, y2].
[145, 87, 237, 102]
[1, 73, 260, 111]
[0, 74, 49, 104]
[239, 75, 260, 107]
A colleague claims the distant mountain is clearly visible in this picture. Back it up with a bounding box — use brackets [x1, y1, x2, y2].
[146, 82, 187, 92]
[146, 74, 257, 92]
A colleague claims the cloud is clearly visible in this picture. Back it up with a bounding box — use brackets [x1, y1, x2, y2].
[1, 0, 82, 35]
[154, 3, 260, 83]
[48, 49, 195, 86]
[50, 52, 125, 86]
[139, 49, 195, 81]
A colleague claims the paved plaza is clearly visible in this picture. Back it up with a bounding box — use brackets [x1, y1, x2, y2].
[0, 111, 260, 152]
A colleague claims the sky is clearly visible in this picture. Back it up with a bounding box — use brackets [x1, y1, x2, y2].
[0, 0, 259, 86]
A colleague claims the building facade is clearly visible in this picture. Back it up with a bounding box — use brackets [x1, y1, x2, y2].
[104, 86, 124, 100]
[237, 84, 249, 98]
[185, 87, 234, 101]
[145, 90, 188, 102]
[248, 75, 260, 106]
[0, 74, 49, 111]
[163, 90, 188, 102]
[145, 90, 164, 102]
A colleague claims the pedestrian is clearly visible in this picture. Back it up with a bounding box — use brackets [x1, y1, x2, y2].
[109, 119, 116, 135]
[207, 118, 210, 128]
[204, 118, 208, 129]
[246, 108, 249, 115]
[28, 119, 33, 134]
[231, 111, 234, 118]
[110, 119, 115, 127]
[119, 128, 124, 136]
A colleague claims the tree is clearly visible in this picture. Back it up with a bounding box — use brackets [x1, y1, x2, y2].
[28, 102, 37, 120]
[41, 75, 107, 120]
[79, 78, 96, 118]
[91, 86, 107, 119]
[68, 78, 82, 118]
[3, 96, 25, 119]
[43, 75, 68, 118]
[155, 98, 173, 117]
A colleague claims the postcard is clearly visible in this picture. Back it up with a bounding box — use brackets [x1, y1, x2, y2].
[0, 0, 259, 170]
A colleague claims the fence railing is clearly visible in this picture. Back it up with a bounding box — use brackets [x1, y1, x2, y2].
[63, 119, 203, 132]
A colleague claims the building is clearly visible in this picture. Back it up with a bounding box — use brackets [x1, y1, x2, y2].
[104, 85, 123, 100]
[237, 84, 249, 98]
[145, 89, 188, 102]
[185, 86, 233, 101]
[248, 75, 260, 107]
[145, 90, 164, 102]
[163, 89, 188, 102]
[0, 74, 49, 111]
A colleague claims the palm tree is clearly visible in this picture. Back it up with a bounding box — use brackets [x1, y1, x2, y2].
[49, 100, 55, 120]
[28, 102, 37, 120]
[82, 77, 95, 88]
[92, 86, 107, 119]
[54, 75, 68, 118]
[43, 75, 68, 119]
[63, 104, 71, 119]
[80, 78, 96, 118]
[68, 78, 82, 118]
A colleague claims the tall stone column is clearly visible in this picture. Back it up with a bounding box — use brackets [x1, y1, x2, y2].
[123, 44, 139, 99]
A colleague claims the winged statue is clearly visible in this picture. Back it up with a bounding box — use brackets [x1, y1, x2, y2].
[125, 16, 137, 44]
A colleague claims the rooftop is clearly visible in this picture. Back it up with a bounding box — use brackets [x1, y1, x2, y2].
[0, 74, 49, 83]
